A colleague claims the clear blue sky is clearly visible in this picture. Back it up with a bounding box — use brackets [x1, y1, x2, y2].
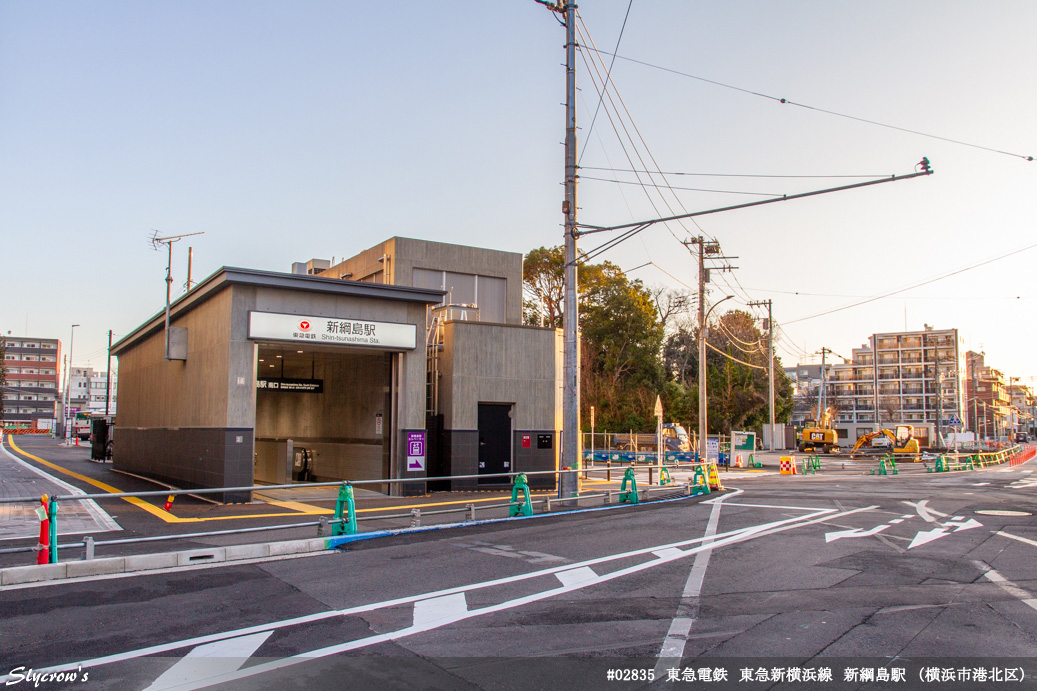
[2, 1, 1034, 384]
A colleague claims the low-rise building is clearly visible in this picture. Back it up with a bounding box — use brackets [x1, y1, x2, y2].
[111, 237, 562, 500]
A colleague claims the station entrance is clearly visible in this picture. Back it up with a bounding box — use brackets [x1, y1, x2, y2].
[252, 342, 394, 491]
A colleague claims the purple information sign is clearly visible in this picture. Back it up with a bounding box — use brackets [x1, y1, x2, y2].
[406, 431, 426, 471]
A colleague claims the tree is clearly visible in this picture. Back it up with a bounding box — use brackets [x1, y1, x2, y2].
[662, 309, 793, 435]
[523, 246, 664, 432]
[580, 264, 664, 431]
[522, 246, 565, 328]
[879, 395, 902, 425]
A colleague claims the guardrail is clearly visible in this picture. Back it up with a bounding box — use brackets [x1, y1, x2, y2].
[925, 444, 1030, 473]
[0, 461, 725, 566]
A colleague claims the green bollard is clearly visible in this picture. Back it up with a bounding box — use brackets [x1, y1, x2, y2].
[332, 483, 357, 536]
[690, 467, 710, 496]
[48, 496, 58, 564]
[619, 467, 639, 504]
[509, 474, 533, 516]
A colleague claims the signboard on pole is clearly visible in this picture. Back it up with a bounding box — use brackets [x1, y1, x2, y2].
[406, 431, 426, 472]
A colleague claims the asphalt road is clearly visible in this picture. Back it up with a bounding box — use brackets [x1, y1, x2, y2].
[1, 460, 1036, 690]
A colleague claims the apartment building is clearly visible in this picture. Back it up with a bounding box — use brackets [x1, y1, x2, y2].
[794, 327, 966, 446]
[1007, 383, 1035, 437]
[2, 336, 62, 429]
[69, 366, 118, 417]
[965, 351, 1014, 440]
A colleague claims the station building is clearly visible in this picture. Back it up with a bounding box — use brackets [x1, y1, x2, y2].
[111, 238, 561, 500]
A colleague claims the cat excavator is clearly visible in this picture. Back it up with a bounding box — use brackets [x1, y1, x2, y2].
[848, 425, 920, 455]
[797, 408, 840, 454]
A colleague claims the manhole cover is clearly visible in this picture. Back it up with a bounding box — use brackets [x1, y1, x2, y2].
[975, 510, 1032, 517]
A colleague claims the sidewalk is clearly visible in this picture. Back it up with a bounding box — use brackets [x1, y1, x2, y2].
[0, 434, 121, 541]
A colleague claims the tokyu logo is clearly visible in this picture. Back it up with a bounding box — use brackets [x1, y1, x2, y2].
[298, 320, 311, 332]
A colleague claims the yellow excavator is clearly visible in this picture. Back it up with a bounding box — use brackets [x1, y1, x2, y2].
[797, 408, 840, 454]
[848, 425, 920, 455]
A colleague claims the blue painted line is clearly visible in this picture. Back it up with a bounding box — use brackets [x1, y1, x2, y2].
[325, 487, 720, 549]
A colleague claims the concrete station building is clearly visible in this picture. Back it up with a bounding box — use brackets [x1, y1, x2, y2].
[111, 238, 562, 499]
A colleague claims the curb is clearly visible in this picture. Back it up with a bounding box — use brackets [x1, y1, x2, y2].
[0, 537, 330, 587]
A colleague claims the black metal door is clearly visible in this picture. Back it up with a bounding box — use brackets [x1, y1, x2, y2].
[478, 403, 512, 485]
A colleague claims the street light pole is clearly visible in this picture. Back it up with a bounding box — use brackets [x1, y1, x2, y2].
[64, 324, 79, 445]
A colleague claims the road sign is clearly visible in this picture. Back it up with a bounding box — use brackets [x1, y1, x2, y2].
[944, 414, 963, 426]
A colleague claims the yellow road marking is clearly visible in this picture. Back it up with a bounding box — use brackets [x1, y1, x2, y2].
[259, 497, 333, 514]
[7, 435, 179, 523]
[4, 437, 558, 523]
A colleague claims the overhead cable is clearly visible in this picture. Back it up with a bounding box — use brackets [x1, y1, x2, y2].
[582, 46, 1033, 162]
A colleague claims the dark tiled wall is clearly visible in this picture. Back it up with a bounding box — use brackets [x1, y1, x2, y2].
[442, 429, 557, 492]
[513, 430, 557, 491]
[445, 430, 479, 491]
[114, 427, 255, 502]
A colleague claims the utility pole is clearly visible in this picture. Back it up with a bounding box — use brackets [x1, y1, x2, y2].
[685, 236, 733, 463]
[748, 299, 774, 450]
[150, 231, 204, 360]
[817, 347, 832, 422]
[536, 0, 579, 497]
[104, 330, 112, 417]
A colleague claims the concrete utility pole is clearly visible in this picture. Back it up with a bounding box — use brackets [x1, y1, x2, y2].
[64, 324, 78, 444]
[560, 0, 579, 497]
[685, 236, 732, 463]
[817, 347, 832, 422]
[748, 299, 774, 450]
[105, 329, 112, 417]
[536, 0, 579, 497]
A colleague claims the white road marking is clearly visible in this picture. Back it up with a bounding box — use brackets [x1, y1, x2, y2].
[458, 541, 569, 564]
[973, 561, 1037, 613]
[702, 501, 827, 511]
[996, 531, 1037, 549]
[0, 440, 121, 533]
[413, 593, 468, 628]
[946, 518, 982, 532]
[554, 566, 599, 588]
[973, 482, 991, 486]
[144, 632, 272, 691]
[654, 490, 730, 676]
[908, 527, 949, 549]
[825, 525, 890, 543]
[652, 547, 685, 559]
[5, 505, 873, 688]
[902, 499, 949, 523]
[890, 519, 905, 524]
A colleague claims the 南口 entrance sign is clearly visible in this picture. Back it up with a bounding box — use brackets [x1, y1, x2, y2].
[248, 311, 417, 350]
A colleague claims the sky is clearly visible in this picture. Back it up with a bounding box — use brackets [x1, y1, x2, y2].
[2, 1, 1035, 384]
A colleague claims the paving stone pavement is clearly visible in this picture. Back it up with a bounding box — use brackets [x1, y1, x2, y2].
[0, 435, 121, 541]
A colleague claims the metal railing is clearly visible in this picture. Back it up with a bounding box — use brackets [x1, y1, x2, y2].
[0, 461, 722, 565]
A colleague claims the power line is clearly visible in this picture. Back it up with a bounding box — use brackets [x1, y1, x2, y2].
[784, 241, 1037, 325]
[706, 341, 767, 370]
[582, 46, 1034, 162]
[580, 166, 891, 180]
[578, 0, 633, 165]
[580, 174, 780, 197]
